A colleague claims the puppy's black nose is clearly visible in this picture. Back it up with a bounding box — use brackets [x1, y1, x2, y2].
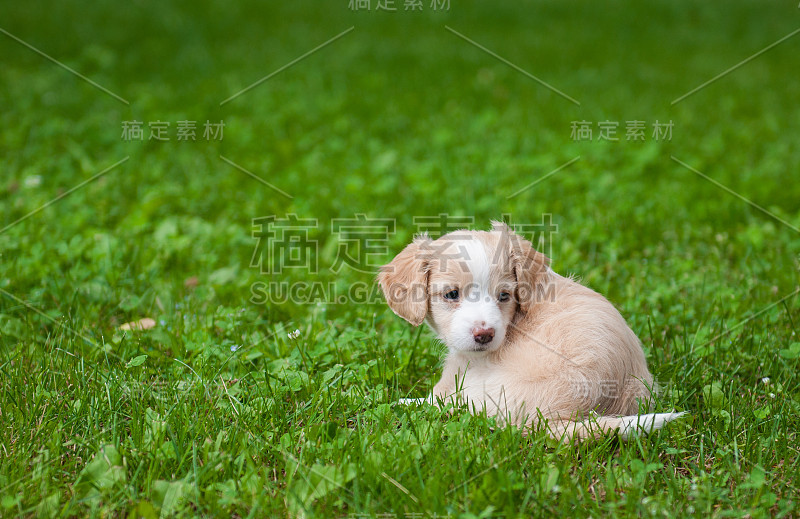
[472, 327, 495, 344]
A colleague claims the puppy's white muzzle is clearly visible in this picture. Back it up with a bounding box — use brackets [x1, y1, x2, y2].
[449, 296, 506, 353]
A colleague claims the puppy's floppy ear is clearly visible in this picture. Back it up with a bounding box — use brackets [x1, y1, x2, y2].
[378, 233, 432, 326]
[492, 221, 550, 314]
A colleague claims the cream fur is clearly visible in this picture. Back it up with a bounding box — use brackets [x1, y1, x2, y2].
[378, 222, 684, 441]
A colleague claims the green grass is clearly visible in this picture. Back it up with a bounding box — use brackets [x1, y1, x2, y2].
[1, 0, 799, 516]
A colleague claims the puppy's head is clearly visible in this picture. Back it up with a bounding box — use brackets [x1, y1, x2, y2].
[379, 222, 549, 353]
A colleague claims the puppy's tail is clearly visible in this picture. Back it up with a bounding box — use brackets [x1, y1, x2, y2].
[545, 412, 686, 442]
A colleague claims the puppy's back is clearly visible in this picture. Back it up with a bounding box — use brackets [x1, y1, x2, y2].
[505, 271, 654, 416]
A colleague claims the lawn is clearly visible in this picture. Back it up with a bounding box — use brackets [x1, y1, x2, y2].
[1, 0, 799, 517]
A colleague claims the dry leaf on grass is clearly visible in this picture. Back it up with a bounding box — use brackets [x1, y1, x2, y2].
[119, 318, 156, 331]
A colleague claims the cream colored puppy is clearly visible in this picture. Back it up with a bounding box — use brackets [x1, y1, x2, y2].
[378, 222, 683, 440]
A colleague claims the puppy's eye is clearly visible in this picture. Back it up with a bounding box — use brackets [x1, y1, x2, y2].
[444, 289, 459, 301]
[498, 292, 511, 302]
